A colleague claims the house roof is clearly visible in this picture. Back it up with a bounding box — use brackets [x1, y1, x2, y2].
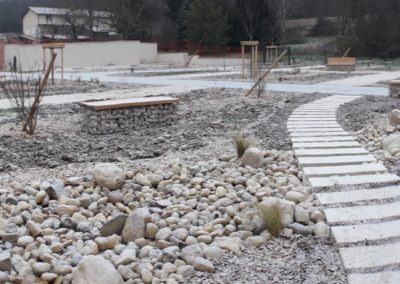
[24, 6, 112, 18]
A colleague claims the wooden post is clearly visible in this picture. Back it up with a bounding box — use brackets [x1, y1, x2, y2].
[41, 43, 65, 85]
[255, 45, 258, 79]
[241, 41, 259, 80]
[61, 48, 64, 83]
[241, 45, 245, 79]
[42, 48, 46, 73]
[51, 48, 55, 85]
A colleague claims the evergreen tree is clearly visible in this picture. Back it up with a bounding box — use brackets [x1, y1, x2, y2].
[183, 0, 229, 47]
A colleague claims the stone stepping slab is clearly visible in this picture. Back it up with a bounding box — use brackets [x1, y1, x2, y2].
[293, 141, 361, 149]
[290, 128, 346, 133]
[288, 116, 336, 122]
[288, 119, 339, 123]
[292, 115, 337, 118]
[292, 111, 337, 114]
[348, 271, 400, 284]
[291, 136, 356, 143]
[340, 242, 400, 270]
[295, 148, 368, 157]
[287, 121, 340, 127]
[309, 173, 400, 189]
[288, 126, 341, 131]
[316, 185, 400, 205]
[289, 121, 338, 124]
[303, 163, 386, 177]
[332, 220, 400, 244]
[291, 132, 351, 137]
[324, 200, 400, 224]
[298, 155, 376, 167]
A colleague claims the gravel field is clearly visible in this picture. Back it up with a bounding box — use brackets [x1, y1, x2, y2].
[337, 95, 400, 132]
[0, 89, 325, 172]
[338, 95, 400, 175]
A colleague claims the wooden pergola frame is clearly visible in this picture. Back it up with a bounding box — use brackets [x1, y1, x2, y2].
[241, 41, 259, 80]
[41, 43, 65, 84]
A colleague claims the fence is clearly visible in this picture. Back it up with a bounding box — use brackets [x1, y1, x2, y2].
[158, 41, 242, 57]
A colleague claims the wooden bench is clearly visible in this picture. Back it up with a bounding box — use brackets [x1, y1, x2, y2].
[390, 80, 400, 98]
[80, 96, 179, 134]
[326, 57, 356, 71]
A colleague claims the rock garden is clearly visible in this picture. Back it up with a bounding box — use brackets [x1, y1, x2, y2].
[0, 86, 349, 283]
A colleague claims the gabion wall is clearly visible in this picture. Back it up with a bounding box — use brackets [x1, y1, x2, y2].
[81, 104, 177, 134]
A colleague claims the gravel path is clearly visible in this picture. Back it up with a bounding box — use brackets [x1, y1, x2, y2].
[0, 80, 138, 99]
[191, 236, 345, 284]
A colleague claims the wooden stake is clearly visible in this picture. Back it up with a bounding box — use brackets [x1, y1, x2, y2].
[343, 47, 352, 57]
[184, 49, 200, 67]
[241, 45, 245, 79]
[245, 50, 287, 97]
[51, 48, 55, 85]
[61, 48, 64, 83]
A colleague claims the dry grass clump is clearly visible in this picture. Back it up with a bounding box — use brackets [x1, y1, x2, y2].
[232, 134, 251, 158]
[258, 202, 282, 237]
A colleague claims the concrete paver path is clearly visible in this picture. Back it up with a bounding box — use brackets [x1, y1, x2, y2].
[288, 95, 400, 284]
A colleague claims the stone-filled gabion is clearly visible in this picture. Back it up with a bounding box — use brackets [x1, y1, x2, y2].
[390, 81, 400, 98]
[81, 103, 177, 134]
[326, 65, 355, 72]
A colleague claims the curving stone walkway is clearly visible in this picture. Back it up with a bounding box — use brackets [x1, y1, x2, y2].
[288, 95, 400, 284]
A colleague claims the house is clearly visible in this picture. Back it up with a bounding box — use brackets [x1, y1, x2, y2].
[22, 6, 117, 41]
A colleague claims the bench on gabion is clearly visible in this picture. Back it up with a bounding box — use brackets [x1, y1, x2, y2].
[80, 96, 179, 134]
[326, 57, 356, 71]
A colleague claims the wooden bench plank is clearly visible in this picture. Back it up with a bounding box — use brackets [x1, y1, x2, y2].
[327, 57, 356, 66]
[80, 96, 179, 111]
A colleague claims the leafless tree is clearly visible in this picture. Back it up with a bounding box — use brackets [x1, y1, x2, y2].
[105, 0, 153, 40]
[63, 7, 84, 40]
[0, 54, 56, 135]
[266, 0, 302, 45]
[235, 0, 265, 40]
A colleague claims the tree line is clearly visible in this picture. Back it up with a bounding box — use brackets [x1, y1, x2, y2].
[1, 0, 400, 57]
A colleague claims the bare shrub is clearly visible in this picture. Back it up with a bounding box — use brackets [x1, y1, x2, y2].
[0, 54, 56, 135]
[254, 64, 267, 97]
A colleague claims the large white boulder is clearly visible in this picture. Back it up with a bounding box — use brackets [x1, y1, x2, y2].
[72, 255, 123, 284]
[93, 163, 126, 190]
[241, 147, 264, 168]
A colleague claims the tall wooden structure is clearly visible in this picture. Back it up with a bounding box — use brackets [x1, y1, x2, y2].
[241, 41, 259, 80]
[41, 43, 65, 84]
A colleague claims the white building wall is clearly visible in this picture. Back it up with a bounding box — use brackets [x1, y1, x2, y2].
[190, 57, 244, 67]
[140, 42, 158, 63]
[5, 41, 157, 70]
[156, 52, 188, 65]
[23, 10, 39, 37]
